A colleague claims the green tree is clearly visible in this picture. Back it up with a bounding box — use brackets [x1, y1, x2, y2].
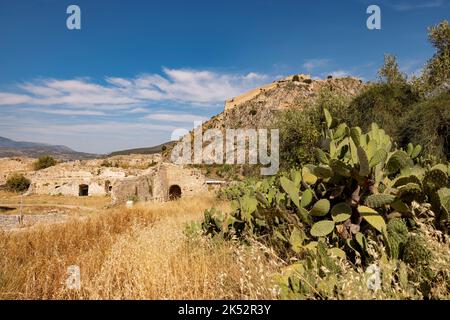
[397, 91, 450, 161]
[277, 108, 321, 168]
[422, 20, 450, 91]
[33, 155, 57, 171]
[6, 173, 31, 193]
[346, 83, 420, 139]
[378, 54, 407, 84]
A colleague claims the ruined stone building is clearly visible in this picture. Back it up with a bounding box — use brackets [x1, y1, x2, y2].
[110, 163, 208, 204]
[25, 159, 209, 205]
[27, 165, 126, 197]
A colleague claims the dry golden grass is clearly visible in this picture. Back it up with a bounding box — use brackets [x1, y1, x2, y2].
[0, 191, 110, 209]
[0, 194, 280, 300]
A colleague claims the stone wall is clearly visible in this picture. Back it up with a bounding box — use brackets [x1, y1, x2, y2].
[111, 174, 154, 204]
[0, 213, 69, 230]
[155, 163, 208, 198]
[111, 163, 208, 205]
[28, 166, 127, 196]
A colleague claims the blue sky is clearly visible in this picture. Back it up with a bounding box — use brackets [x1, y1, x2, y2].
[0, 0, 448, 154]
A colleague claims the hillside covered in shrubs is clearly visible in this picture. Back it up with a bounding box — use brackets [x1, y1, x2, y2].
[278, 20, 449, 169]
[194, 20, 450, 299]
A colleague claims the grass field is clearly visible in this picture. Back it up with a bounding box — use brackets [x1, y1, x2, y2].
[0, 194, 280, 299]
[0, 191, 110, 215]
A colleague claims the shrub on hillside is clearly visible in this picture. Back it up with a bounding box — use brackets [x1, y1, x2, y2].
[421, 20, 450, 93]
[345, 83, 420, 138]
[378, 54, 407, 85]
[277, 108, 320, 168]
[313, 86, 353, 123]
[397, 91, 450, 161]
[201, 108, 450, 299]
[277, 87, 352, 168]
[6, 173, 31, 193]
[33, 156, 57, 171]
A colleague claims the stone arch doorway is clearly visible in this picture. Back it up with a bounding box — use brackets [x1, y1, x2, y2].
[168, 184, 181, 200]
[79, 184, 89, 196]
[105, 180, 112, 194]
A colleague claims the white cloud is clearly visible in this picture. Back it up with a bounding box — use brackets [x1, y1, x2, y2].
[357, 0, 445, 11]
[400, 58, 425, 78]
[0, 93, 32, 105]
[24, 108, 106, 116]
[144, 112, 208, 123]
[389, 0, 444, 11]
[126, 107, 149, 114]
[0, 68, 271, 109]
[326, 70, 351, 78]
[303, 59, 330, 72]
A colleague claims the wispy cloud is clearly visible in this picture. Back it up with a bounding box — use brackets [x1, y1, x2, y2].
[389, 0, 444, 11]
[302, 59, 330, 72]
[326, 70, 351, 78]
[0, 68, 267, 153]
[399, 58, 425, 78]
[24, 108, 106, 116]
[0, 68, 271, 109]
[126, 107, 149, 114]
[0, 93, 32, 105]
[144, 112, 208, 123]
[360, 0, 447, 11]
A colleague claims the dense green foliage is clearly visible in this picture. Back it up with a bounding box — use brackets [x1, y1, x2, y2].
[421, 20, 450, 92]
[197, 20, 450, 299]
[278, 108, 320, 168]
[33, 155, 57, 171]
[345, 83, 420, 139]
[378, 54, 407, 85]
[278, 86, 351, 168]
[277, 20, 449, 168]
[397, 92, 450, 161]
[201, 109, 450, 298]
[6, 173, 31, 193]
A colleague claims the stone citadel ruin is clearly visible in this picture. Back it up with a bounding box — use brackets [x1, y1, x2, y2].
[1, 155, 211, 205]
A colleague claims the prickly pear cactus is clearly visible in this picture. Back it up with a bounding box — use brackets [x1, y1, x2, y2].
[365, 194, 396, 208]
[386, 219, 408, 260]
[402, 235, 432, 268]
[201, 107, 449, 274]
[423, 166, 448, 193]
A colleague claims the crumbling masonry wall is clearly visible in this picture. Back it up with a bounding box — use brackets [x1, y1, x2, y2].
[111, 163, 208, 204]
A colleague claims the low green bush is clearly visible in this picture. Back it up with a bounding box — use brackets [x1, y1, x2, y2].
[345, 83, 420, 139]
[397, 92, 450, 161]
[34, 155, 57, 171]
[6, 173, 31, 193]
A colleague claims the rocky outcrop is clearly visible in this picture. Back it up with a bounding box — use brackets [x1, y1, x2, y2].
[209, 75, 364, 131]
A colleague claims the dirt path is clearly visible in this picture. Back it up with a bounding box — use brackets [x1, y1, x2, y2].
[0, 203, 97, 212]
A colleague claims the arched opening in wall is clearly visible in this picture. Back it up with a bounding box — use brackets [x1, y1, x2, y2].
[168, 185, 181, 200]
[79, 184, 89, 197]
[105, 180, 111, 194]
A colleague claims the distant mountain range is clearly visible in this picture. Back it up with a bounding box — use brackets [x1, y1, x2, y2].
[108, 141, 175, 156]
[0, 136, 174, 159]
[0, 136, 99, 160]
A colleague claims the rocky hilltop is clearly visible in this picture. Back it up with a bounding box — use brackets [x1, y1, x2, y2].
[202, 74, 364, 131]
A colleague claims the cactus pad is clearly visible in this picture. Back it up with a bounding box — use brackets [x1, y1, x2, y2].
[365, 194, 396, 208]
